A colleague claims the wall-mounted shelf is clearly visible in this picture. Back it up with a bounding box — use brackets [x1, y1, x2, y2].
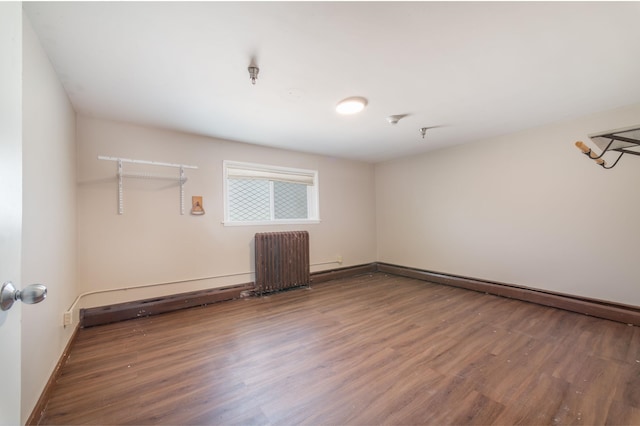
[98, 156, 198, 214]
[575, 126, 640, 169]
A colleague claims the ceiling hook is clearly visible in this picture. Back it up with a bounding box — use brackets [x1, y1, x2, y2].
[248, 66, 259, 85]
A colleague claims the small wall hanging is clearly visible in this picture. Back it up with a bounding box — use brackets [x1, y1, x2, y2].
[191, 196, 205, 215]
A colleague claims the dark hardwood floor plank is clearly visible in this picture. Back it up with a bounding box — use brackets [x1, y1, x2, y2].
[38, 273, 640, 425]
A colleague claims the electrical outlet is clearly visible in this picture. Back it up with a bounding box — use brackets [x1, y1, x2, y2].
[63, 311, 73, 326]
[337, 255, 343, 264]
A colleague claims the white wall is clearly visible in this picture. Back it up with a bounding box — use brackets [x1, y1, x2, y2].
[376, 103, 640, 306]
[76, 116, 376, 308]
[21, 12, 77, 424]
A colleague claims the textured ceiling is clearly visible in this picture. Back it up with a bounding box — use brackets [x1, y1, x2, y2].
[24, 1, 640, 162]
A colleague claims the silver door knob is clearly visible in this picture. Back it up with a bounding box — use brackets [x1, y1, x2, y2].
[0, 281, 47, 311]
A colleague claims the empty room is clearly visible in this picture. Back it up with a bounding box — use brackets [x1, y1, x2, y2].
[2, 1, 640, 425]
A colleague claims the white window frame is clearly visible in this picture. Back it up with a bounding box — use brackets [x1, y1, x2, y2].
[223, 160, 320, 226]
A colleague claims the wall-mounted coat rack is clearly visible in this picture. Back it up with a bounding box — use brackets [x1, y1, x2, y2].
[98, 156, 198, 215]
[575, 126, 640, 169]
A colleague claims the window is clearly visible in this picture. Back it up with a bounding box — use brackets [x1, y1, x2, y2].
[223, 161, 319, 225]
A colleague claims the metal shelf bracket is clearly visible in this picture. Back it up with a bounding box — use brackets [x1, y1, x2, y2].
[99, 156, 197, 215]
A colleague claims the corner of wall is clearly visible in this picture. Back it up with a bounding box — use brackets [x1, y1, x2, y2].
[21, 10, 78, 424]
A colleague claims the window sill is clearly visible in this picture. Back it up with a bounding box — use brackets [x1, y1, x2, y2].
[223, 219, 321, 227]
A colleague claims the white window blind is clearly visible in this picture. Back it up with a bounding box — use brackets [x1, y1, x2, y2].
[225, 165, 315, 185]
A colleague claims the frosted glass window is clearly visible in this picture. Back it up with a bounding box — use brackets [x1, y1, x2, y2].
[274, 181, 308, 219]
[223, 161, 319, 225]
[227, 179, 270, 222]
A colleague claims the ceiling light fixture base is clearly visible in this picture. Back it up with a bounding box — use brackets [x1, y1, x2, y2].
[248, 66, 259, 85]
[387, 114, 408, 125]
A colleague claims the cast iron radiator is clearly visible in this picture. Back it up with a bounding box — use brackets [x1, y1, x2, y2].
[254, 231, 310, 294]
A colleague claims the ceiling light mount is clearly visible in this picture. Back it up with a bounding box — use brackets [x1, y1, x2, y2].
[248, 66, 259, 85]
[336, 97, 368, 115]
[387, 114, 408, 125]
[419, 126, 443, 139]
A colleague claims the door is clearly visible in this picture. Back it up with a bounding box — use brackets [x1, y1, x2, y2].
[0, 3, 23, 424]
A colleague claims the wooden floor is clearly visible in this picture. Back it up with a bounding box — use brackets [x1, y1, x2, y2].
[39, 273, 640, 425]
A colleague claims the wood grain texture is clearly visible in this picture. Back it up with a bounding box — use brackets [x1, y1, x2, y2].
[38, 273, 640, 425]
[26, 324, 80, 425]
[378, 262, 640, 325]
